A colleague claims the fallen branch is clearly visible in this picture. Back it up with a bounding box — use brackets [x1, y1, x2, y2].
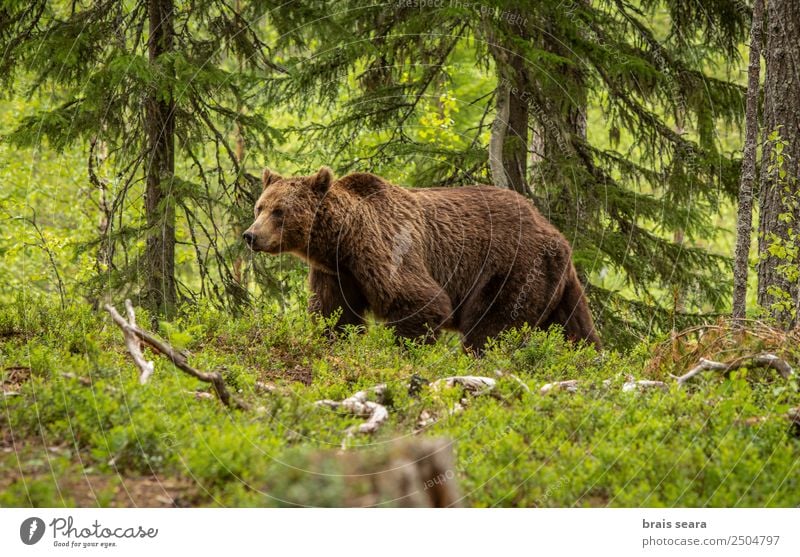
[316, 384, 389, 439]
[540, 380, 579, 394]
[677, 353, 794, 386]
[492, 369, 532, 393]
[122, 300, 154, 384]
[431, 376, 496, 395]
[104, 301, 249, 410]
[623, 378, 668, 392]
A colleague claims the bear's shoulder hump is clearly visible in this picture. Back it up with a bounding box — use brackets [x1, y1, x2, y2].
[334, 172, 391, 197]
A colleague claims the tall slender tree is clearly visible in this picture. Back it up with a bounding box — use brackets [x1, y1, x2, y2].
[757, 0, 800, 327]
[485, 11, 532, 195]
[733, 0, 764, 320]
[143, 0, 177, 316]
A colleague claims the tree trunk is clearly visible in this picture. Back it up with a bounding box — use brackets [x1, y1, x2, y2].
[143, 0, 177, 316]
[487, 20, 530, 196]
[232, 0, 247, 287]
[502, 52, 530, 195]
[489, 77, 510, 190]
[757, 0, 800, 328]
[733, 0, 764, 320]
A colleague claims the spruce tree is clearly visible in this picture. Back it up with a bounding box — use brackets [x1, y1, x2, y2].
[1, 0, 282, 315]
[757, 0, 800, 327]
[1, 1, 754, 344]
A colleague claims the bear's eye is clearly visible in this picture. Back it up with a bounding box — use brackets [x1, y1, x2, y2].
[271, 208, 284, 220]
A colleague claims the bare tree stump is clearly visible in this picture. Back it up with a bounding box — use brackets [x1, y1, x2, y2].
[270, 438, 461, 507]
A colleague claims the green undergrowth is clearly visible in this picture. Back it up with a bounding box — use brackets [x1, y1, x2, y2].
[1, 295, 799, 507]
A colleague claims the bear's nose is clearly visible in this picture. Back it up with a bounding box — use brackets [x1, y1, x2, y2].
[242, 231, 255, 246]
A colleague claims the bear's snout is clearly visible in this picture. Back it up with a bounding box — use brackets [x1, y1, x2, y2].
[242, 227, 281, 253]
[242, 230, 256, 247]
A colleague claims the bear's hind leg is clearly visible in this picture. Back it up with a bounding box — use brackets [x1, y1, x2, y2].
[544, 272, 601, 349]
[458, 274, 527, 354]
[458, 271, 559, 355]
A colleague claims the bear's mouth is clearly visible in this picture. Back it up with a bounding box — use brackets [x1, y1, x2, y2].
[251, 240, 283, 255]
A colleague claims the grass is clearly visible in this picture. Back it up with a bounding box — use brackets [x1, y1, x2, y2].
[1, 294, 799, 507]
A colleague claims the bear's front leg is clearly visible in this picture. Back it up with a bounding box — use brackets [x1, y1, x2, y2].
[308, 267, 367, 333]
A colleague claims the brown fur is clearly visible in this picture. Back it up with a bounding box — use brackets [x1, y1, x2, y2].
[243, 167, 601, 352]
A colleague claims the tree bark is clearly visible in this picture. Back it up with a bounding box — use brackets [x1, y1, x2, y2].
[489, 77, 510, 190]
[733, 0, 764, 320]
[488, 66, 530, 194]
[143, 0, 177, 316]
[757, 0, 800, 327]
[487, 18, 530, 196]
[502, 52, 530, 195]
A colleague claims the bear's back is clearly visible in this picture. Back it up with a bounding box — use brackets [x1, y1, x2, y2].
[408, 185, 568, 305]
[328, 174, 568, 287]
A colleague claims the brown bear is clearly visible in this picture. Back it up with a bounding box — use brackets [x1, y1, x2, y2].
[243, 167, 600, 352]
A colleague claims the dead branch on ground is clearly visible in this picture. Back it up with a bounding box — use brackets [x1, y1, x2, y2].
[415, 376, 498, 432]
[316, 385, 389, 448]
[623, 378, 668, 392]
[104, 301, 249, 410]
[430, 375, 496, 395]
[677, 353, 794, 386]
[540, 380, 579, 394]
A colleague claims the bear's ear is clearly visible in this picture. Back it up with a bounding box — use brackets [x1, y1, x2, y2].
[262, 168, 283, 190]
[311, 166, 333, 193]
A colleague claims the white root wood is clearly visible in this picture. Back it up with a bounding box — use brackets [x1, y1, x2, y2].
[415, 376, 498, 432]
[623, 379, 668, 392]
[540, 380, 579, 394]
[677, 353, 794, 386]
[505, 373, 531, 393]
[316, 384, 389, 438]
[105, 301, 248, 410]
[117, 299, 155, 384]
[431, 376, 496, 394]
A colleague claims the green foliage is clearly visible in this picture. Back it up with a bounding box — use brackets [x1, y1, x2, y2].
[2, 298, 798, 507]
[762, 129, 800, 323]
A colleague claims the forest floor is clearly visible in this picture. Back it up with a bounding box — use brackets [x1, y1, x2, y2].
[1, 297, 799, 507]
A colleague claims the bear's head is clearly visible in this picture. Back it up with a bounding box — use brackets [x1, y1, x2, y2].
[242, 166, 333, 254]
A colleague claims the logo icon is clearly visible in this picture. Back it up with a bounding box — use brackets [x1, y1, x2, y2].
[20, 517, 45, 545]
